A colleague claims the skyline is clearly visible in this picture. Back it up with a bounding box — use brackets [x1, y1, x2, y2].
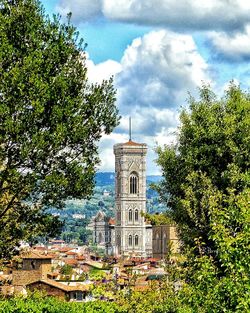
[41, 0, 250, 174]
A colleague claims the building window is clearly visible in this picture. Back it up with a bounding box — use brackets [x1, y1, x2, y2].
[31, 260, 36, 270]
[128, 235, 133, 247]
[117, 211, 121, 224]
[129, 209, 132, 222]
[117, 174, 121, 195]
[116, 235, 121, 246]
[134, 209, 139, 221]
[98, 232, 103, 243]
[134, 235, 139, 246]
[129, 172, 138, 194]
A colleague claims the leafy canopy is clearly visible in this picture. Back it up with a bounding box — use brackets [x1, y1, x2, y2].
[156, 83, 250, 312]
[0, 0, 119, 258]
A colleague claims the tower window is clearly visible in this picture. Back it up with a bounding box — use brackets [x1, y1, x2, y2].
[98, 232, 103, 243]
[116, 235, 121, 246]
[117, 211, 121, 224]
[134, 235, 139, 246]
[128, 235, 133, 247]
[129, 209, 132, 222]
[117, 174, 121, 195]
[129, 172, 138, 194]
[134, 209, 139, 221]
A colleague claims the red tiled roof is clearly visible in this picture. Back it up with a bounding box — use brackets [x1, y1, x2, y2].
[47, 272, 59, 277]
[123, 140, 143, 146]
[33, 246, 46, 251]
[27, 279, 90, 292]
[64, 259, 78, 266]
[147, 258, 160, 262]
[66, 251, 77, 255]
[58, 247, 73, 253]
[21, 251, 53, 259]
[77, 256, 85, 261]
[108, 218, 115, 225]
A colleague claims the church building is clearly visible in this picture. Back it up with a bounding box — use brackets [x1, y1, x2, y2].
[88, 135, 179, 258]
[113, 139, 152, 257]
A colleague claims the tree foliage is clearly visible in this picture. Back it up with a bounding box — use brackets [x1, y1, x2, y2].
[156, 83, 250, 312]
[143, 212, 173, 225]
[0, 0, 119, 258]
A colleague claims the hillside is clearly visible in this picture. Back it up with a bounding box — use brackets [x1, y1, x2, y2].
[95, 172, 162, 186]
[52, 172, 165, 244]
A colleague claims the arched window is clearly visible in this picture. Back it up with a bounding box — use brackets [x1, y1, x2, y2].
[128, 209, 132, 222]
[98, 232, 103, 243]
[134, 235, 139, 246]
[129, 172, 138, 194]
[117, 210, 121, 224]
[117, 174, 121, 195]
[134, 209, 139, 221]
[116, 235, 121, 246]
[128, 235, 133, 247]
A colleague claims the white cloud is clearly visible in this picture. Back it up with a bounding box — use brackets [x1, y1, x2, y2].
[209, 25, 250, 61]
[116, 30, 209, 112]
[57, 0, 250, 32]
[117, 108, 179, 137]
[85, 30, 210, 173]
[86, 55, 121, 84]
[98, 132, 128, 172]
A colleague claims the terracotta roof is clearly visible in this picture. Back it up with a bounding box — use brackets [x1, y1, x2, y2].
[66, 251, 77, 255]
[58, 247, 73, 253]
[77, 256, 85, 261]
[47, 272, 59, 277]
[21, 251, 53, 259]
[33, 246, 46, 251]
[64, 259, 78, 266]
[108, 218, 115, 225]
[27, 279, 90, 292]
[123, 140, 143, 146]
[146, 258, 160, 262]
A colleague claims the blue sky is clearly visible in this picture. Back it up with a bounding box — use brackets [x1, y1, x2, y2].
[41, 0, 250, 174]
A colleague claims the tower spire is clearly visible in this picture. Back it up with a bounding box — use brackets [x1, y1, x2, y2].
[129, 116, 132, 141]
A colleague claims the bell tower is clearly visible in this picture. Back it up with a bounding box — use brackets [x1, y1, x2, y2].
[113, 138, 152, 257]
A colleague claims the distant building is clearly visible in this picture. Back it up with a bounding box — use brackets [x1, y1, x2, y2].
[102, 189, 110, 197]
[113, 140, 152, 257]
[11, 251, 90, 301]
[12, 251, 53, 286]
[72, 214, 85, 219]
[49, 239, 65, 246]
[87, 211, 114, 250]
[88, 140, 179, 259]
[27, 279, 89, 301]
[152, 225, 179, 259]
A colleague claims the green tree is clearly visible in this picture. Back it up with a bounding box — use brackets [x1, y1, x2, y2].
[156, 83, 250, 312]
[0, 0, 119, 259]
[60, 264, 73, 276]
[142, 212, 173, 225]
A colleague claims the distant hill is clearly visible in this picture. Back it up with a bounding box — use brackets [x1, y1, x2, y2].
[95, 172, 115, 186]
[95, 172, 161, 186]
[146, 175, 162, 183]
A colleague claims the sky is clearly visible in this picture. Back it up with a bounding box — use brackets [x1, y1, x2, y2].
[41, 0, 250, 174]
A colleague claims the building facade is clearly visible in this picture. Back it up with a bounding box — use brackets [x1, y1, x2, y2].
[152, 225, 179, 259]
[87, 211, 114, 249]
[88, 140, 179, 259]
[113, 140, 152, 257]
